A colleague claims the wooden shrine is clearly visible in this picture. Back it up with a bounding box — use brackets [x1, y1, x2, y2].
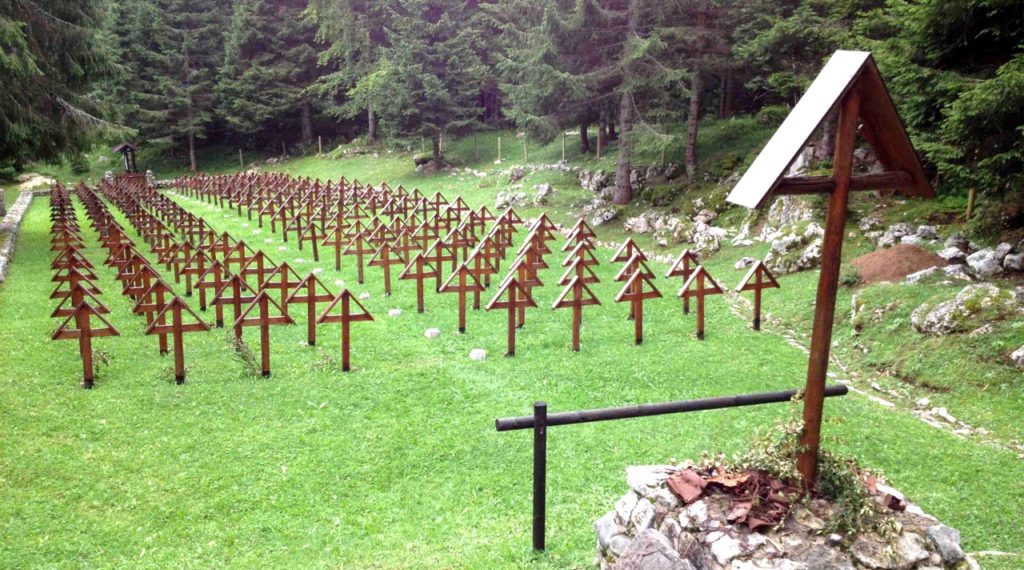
[726, 50, 934, 487]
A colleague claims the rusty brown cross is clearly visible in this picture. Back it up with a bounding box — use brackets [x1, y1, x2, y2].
[440, 262, 486, 333]
[133, 279, 175, 354]
[316, 289, 374, 371]
[285, 272, 336, 346]
[368, 241, 406, 296]
[399, 252, 439, 314]
[212, 274, 257, 340]
[145, 296, 211, 384]
[735, 261, 780, 331]
[613, 251, 652, 320]
[552, 276, 601, 352]
[196, 259, 232, 320]
[678, 265, 723, 340]
[52, 301, 120, 389]
[614, 266, 662, 345]
[486, 275, 537, 357]
[665, 249, 701, 314]
[343, 228, 375, 285]
[234, 290, 295, 377]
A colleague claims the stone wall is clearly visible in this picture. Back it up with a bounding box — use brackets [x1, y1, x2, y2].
[595, 464, 972, 570]
[0, 190, 34, 284]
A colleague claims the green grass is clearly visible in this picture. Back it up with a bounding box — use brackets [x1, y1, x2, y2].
[2, 124, 1022, 568]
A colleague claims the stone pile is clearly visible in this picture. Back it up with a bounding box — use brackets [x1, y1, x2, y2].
[0, 190, 33, 284]
[596, 464, 973, 570]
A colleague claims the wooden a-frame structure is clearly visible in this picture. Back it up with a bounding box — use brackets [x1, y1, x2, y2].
[726, 50, 935, 487]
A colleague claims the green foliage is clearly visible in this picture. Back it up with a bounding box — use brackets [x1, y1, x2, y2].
[69, 154, 90, 175]
[756, 104, 790, 126]
[839, 268, 861, 288]
[0, 0, 115, 168]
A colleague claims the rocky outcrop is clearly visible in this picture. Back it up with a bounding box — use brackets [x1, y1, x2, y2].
[495, 190, 527, 210]
[763, 223, 824, 275]
[911, 283, 1022, 335]
[597, 464, 971, 570]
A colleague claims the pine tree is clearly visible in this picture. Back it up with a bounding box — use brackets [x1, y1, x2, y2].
[308, 0, 389, 144]
[381, 0, 486, 169]
[109, 0, 225, 171]
[218, 0, 321, 146]
[0, 0, 113, 174]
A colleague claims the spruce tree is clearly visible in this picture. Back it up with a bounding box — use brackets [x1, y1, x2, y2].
[218, 0, 321, 146]
[0, 0, 113, 174]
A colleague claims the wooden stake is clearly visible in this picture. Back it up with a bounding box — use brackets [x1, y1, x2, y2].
[966, 187, 976, 221]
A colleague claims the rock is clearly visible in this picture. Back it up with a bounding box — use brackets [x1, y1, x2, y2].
[915, 225, 937, 240]
[596, 511, 621, 549]
[1003, 252, 1024, 271]
[966, 248, 1004, 277]
[899, 235, 924, 246]
[766, 196, 816, 229]
[495, 191, 527, 210]
[616, 491, 640, 525]
[915, 397, 930, 409]
[926, 524, 964, 564]
[678, 501, 708, 530]
[859, 216, 882, 232]
[631, 499, 657, 531]
[850, 532, 928, 570]
[469, 348, 487, 361]
[1009, 345, 1024, 370]
[904, 267, 938, 284]
[911, 283, 1020, 335]
[791, 544, 855, 569]
[424, 328, 441, 339]
[611, 529, 694, 570]
[707, 532, 744, 566]
[580, 169, 611, 193]
[693, 209, 718, 224]
[610, 534, 634, 558]
[533, 183, 553, 205]
[592, 207, 619, 226]
[735, 257, 757, 270]
[507, 167, 525, 183]
[627, 465, 681, 497]
[664, 163, 681, 179]
[388, 308, 402, 317]
[646, 165, 662, 180]
[938, 246, 967, 264]
[931, 407, 956, 424]
[358, 292, 371, 300]
[625, 215, 653, 234]
[994, 242, 1014, 261]
[941, 264, 973, 281]
[945, 233, 970, 251]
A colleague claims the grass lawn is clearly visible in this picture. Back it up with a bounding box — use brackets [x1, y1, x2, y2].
[2, 135, 1022, 568]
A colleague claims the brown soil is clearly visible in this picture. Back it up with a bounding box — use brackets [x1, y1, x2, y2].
[849, 244, 947, 284]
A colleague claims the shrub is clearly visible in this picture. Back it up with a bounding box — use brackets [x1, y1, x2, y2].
[756, 104, 791, 126]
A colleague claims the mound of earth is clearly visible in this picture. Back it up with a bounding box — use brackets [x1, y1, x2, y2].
[850, 244, 946, 284]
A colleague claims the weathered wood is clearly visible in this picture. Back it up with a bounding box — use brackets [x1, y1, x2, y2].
[440, 262, 485, 333]
[552, 276, 600, 351]
[678, 265, 723, 340]
[52, 302, 120, 388]
[486, 276, 537, 356]
[234, 290, 295, 377]
[614, 271, 662, 345]
[400, 253, 439, 314]
[735, 261, 780, 330]
[316, 289, 374, 371]
[285, 273, 336, 346]
[145, 296, 210, 383]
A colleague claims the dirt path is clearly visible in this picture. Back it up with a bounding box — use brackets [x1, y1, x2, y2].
[15, 173, 55, 191]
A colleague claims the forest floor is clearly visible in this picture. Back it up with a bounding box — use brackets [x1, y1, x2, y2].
[1, 126, 1022, 568]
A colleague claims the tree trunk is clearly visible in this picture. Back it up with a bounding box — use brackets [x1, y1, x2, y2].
[608, 119, 618, 141]
[367, 102, 377, 145]
[684, 70, 702, 178]
[597, 112, 607, 153]
[188, 132, 197, 173]
[719, 72, 735, 118]
[816, 107, 838, 161]
[613, 90, 634, 205]
[431, 133, 442, 171]
[579, 122, 591, 153]
[300, 98, 314, 145]
[613, 0, 641, 205]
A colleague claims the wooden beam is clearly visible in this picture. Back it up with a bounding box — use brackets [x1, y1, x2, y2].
[797, 86, 861, 488]
[774, 170, 914, 196]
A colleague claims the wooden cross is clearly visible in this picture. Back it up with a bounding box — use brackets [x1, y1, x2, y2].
[440, 262, 485, 333]
[552, 276, 600, 352]
[145, 296, 211, 383]
[614, 270, 662, 345]
[735, 260, 780, 331]
[234, 291, 295, 377]
[486, 276, 537, 357]
[52, 301, 120, 389]
[613, 252, 652, 320]
[316, 289, 374, 371]
[562, 217, 597, 251]
[285, 273, 336, 346]
[212, 274, 257, 340]
[50, 266, 101, 301]
[724, 52, 935, 486]
[261, 261, 304, 314]
[342, 229, 375, 285]
[507, 253, 545, 328]
[425, 237, 458, 292]
[196, 259, 231, 321]
[51, 282, 109, 319]
[179, 249, 213, 297]
[677, 265, 722, 340]
[465, 248, 499, 309]
[239, 250, 279, 290]
[665, 249, 701, 314]
[558, 256, 601, 287]
[368, 241, 406, 296]
[611, 238, 645, 264]
[132, 279, 175, 354]
[399, 253, 439, 313]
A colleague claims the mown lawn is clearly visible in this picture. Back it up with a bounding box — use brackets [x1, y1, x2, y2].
[2, 144, 1022, 568]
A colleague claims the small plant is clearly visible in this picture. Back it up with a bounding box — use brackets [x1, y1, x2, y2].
[70, 154, 90, 175]
[839, 268, 861, 287]
[227, 332, 261, 378]
[312, 347, 339, 373]
[94, 349, 113, 369]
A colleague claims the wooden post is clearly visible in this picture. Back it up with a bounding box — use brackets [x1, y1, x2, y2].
[523, 138, 529, 163]
[532, 401, 547, 552]
[318, 135, 323, 156]
[239, 149, 244, 170]
[561, 131, 566, 162]
[497, 136, 502, 162]
[316, 289, 374, 372]
[797, 89, 860, 488]
[966, 187, 976, 221]
[678, 265, 723, 340]
[475, 134, 480, 161]
[234, 291, 295, 378]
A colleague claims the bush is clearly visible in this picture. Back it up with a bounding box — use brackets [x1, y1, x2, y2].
[756, 104, 791, 126]
[70, 154, 90, 175]
[640, 184, 683, 206]
[839, 268, 861, 287]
